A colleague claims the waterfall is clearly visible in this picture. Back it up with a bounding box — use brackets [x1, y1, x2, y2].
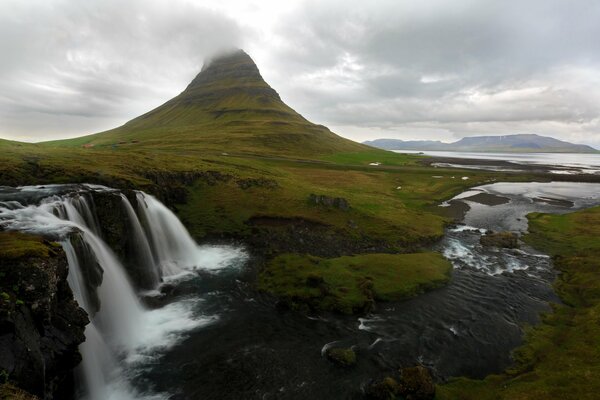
[120, 194, 160, 287]
[0, 185, 247, 400]
[135, 192, 199, 276]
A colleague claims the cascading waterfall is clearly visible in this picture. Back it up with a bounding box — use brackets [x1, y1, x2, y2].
[120, 194, 160, 288]
[135, 192, 200, 276]
[0, 185, 247, 400]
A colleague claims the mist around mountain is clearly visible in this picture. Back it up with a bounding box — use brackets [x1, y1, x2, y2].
[364, 134, 598, 153]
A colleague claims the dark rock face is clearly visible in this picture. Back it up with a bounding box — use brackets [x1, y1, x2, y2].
[0, 241, 88, 399]
[245, 216, 395, 257]
[480, 231, 519, 249]
[308, 194, 350, 210]
[91, 190, 158, 290]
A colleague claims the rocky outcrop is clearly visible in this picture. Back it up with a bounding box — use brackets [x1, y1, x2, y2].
[0, 232, 88, 399]
[308, 194, 350, 210]
[236, 178, 278, 190]
[480, 231, 519, 249]
[365, 366, 435, 400]
[245, 216, 397, 257]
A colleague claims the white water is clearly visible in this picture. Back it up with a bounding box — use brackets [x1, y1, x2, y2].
[136, 192, 203, 276]
[0, 185, 248, 400]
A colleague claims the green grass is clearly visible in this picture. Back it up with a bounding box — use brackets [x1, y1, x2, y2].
[438, 206, 600, 400]
[258, 252, 452, 314]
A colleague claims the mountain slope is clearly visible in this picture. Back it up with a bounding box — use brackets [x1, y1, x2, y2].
[364, 134, 598, 153]
[49, 50, 367, 157]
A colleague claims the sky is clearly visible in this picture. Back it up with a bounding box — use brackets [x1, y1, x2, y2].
[1, 0, 600, 147]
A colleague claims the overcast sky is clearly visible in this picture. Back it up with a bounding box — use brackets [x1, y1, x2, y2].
[2, 0, 600, 146]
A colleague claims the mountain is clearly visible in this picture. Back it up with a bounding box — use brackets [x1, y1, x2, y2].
[51, 50, 367, 157]
[364, 134, 598, 153]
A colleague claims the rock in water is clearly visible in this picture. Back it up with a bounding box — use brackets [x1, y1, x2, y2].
[398, 366, 435, 400]
[480, 231, 519, 249]
[325, 347, 357, 367]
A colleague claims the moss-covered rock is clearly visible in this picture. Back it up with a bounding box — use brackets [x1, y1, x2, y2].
[0, 383, 39, 400]
[399, 366, 435, 400]
[480, 232, 519, 249]
[325, 347, 357, 367]
[365, 376, 401, 399]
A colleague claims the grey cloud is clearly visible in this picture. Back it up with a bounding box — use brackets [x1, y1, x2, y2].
[0, 0, 242, 140]
[264, 0, 600, 145]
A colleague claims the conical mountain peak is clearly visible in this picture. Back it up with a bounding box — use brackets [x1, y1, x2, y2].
[178, 49, 282, 105]
[75, 50, 367, 156]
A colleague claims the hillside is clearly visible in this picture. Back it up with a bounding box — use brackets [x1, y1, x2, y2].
[364, 134, 598, 153]
[46, 50, 367, 157]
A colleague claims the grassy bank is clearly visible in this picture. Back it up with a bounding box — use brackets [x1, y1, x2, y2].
[438, 206, 600, 399]
[258, 252, 452, 314]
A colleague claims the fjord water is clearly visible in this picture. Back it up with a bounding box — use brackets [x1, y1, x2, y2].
[395, 150, 600, 174]
[1, 182, 600, 399]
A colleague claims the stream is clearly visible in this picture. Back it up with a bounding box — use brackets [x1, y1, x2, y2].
[1, 181, 599, 399]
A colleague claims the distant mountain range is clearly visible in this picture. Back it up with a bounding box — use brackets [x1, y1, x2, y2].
[363, 134, 598, 153]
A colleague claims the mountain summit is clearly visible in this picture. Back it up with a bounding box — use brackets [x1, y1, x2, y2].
[67, 50, 366, 156]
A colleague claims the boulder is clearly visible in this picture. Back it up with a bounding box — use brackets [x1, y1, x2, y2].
[398, 366, 435, 400]
[365, 376, 400, 399]
[325, 347, 357, 367]
[480, 231, 519, 249]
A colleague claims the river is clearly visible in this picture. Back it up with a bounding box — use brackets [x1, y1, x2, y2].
[1, 182, 600, 399]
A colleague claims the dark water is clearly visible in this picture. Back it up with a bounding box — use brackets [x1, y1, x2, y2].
[133, 182, 600, 399]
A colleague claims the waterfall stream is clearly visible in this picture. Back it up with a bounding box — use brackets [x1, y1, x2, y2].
[0, 185, 248, 400]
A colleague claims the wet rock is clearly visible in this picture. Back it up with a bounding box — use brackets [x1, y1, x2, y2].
[325, 347, 356, 367]
[308, 194, 350, 210]
[365, 376, 400, 399]
[480, 231, 519, 249]
[0, 236, 88, 399]
[398, 366, 435, 400]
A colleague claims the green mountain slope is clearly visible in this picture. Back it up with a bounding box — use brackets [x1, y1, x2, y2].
[47, 50, 367, 157]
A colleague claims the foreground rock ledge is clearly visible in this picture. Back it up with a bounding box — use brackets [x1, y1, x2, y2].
[0, 232, 88, 399]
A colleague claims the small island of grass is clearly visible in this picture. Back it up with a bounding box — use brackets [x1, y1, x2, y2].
[258, 252, 452, 314]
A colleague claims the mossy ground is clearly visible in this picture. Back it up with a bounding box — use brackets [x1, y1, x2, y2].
[258, 252, 452, 314]
[0, 232, 56, 260]
[438, 206, 600, 400]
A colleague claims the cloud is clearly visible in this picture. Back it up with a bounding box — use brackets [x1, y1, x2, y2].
[0, 0, 242, 140]
[260, 0, 600, 145]
[1, 0, 600, 146]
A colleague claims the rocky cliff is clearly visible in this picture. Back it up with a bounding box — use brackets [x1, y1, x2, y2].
[0, 232, 88, 399]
